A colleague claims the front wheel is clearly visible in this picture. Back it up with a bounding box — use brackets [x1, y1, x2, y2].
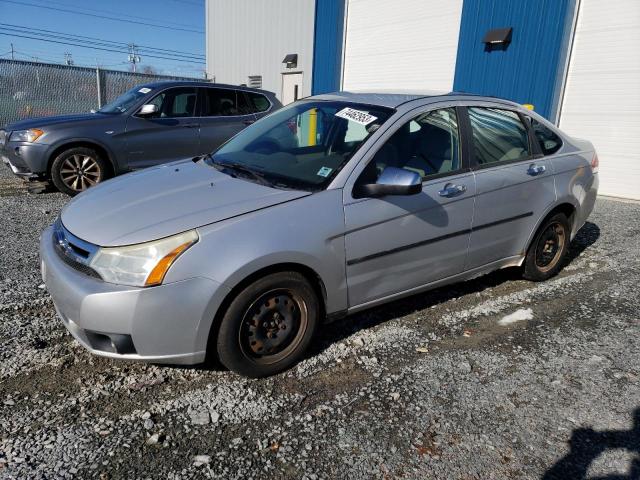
[522, 213, 570, 281]
[50, 147, 108, 196]
[215, 272, 320, 377]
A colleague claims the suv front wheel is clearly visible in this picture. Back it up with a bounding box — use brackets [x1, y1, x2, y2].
[50, 146, 108, 196]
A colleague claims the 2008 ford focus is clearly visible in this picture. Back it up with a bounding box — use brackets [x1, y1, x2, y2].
[40, 92, 599, 377]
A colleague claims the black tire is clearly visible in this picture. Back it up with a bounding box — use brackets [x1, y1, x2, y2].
[50, 147, 108, 196]
[523, 213, 570, 281]
[216, 272, 320, 377]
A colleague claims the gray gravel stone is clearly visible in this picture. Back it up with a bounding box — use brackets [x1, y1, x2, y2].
[1, 166, 639, 479]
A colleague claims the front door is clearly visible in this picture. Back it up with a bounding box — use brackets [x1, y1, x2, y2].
[281, 73, 303, 105]
[124, 86, 200, 169]
[344, 107, 476, 307]
[197, 87, 256, 155]
[463, 106, 556, 268]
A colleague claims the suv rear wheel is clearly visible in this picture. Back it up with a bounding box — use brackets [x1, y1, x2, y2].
[215, 272, 320, 377]
[51, 147, 108, 196]
[523, 212, 570, 281]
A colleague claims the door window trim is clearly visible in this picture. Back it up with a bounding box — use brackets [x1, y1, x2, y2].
[462, 105, 538, 170]
[132, 86, 200, 120]
[347, 104, 472, 200]
[197, 87, 264, 119]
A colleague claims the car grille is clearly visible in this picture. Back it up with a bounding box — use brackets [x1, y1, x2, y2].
[52, 220, 102, 279]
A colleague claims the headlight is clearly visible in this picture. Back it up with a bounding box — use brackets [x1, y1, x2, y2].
[89, 230, 198, 287]
[9, 128, 44, 143]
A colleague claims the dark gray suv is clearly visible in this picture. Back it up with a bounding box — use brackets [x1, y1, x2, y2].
[0, 81, 281, 195]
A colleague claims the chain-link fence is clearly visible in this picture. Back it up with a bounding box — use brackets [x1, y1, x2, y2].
[0, 59, 205, 126]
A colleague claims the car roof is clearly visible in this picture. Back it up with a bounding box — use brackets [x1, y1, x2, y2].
[137, 80, 273, 95]
[309, 90, 520, 109]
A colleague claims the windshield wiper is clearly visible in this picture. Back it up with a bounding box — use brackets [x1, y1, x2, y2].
[211, 157, 275, 188]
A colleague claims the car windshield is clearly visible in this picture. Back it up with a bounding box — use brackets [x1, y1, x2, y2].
[98, 86, 152, 114]
[205, 100, 394, 191]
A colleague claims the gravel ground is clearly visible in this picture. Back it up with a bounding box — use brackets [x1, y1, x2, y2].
[0, 165, 639, 479]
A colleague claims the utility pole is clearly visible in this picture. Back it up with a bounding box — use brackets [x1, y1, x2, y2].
[64, 52, 74, 66]
[10, 43, 14, 60]
[127, 43, 141, 73]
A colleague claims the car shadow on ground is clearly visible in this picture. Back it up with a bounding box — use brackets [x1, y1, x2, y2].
[308, 221, 601, 360]
[542, 408, 640, 480]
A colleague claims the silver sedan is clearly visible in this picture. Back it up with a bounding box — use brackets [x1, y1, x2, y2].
[40, 91, 599, 377]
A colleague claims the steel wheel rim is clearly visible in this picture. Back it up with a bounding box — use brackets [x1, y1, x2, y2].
[535, 222, 566, 272]
[60, 154, 101, 191]
[239, 289, 308, 365]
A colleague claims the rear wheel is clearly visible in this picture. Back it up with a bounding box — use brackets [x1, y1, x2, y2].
[215, 272, 319, 377]
[523, 213, 570, 281]
[50, 147, 108, 196]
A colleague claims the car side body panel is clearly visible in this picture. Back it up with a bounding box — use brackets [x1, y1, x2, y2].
[165, 189, 348, 316]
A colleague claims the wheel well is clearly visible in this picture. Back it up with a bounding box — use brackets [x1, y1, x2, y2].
[547, 203, 576, 230]
[47, 142, 115, 178]
[205, 263, 327, 362]
[526, 202, 576, 254]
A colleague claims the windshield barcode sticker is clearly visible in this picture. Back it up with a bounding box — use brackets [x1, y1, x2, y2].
[335, 107, 378, 126]
[317, 166, 333, 177]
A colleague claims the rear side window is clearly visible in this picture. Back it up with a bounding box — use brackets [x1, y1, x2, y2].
[468, 107, 531, 165]
[246, 92, 271, 113]
[529, 118, 563, 155]
[200, 88, 242, 116]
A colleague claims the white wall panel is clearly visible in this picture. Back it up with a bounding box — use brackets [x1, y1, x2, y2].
[342, 0, 463, 92]
[205, 0, 315, 100]
[559, 0, 640, 199]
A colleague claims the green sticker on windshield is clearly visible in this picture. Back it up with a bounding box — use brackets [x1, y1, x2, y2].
[317, 167, 333, 177]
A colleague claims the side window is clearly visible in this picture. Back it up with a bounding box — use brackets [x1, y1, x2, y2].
[357, 108, 460, 184]
[145, 87, 197, 118]
[468, 107, 531, 165]
[200, 88, 240, 117]
[246, 92, 271, 113]
[529, 117, 563, 155]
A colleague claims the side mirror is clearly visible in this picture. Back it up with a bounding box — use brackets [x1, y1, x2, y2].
[138, 104, 158, 116]
[354, 166, 422, 199]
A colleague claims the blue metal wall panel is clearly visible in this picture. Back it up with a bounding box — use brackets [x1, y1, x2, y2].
[312, 0, 346, 95]
[453, 0, 576, 120]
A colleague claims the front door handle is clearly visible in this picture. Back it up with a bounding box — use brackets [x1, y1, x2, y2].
[182, 123, 200, 128]
[527, 163, 546, 176]
[243, 119, 255, 126]
[438, 183, 467, 198]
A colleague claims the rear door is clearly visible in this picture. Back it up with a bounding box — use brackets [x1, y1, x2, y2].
[124, 86, 200, 169]
[197, 87, 256, 154]
[344, 105, 476, 307]
[463, 105, 556, 269]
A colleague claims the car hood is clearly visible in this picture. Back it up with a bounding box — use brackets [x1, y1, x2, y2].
[5, 113, 111, 131]
[60, 159, 311, 246]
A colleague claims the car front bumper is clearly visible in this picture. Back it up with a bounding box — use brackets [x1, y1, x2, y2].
[40, 226, 231, 365]
[1, 140, 50, 177]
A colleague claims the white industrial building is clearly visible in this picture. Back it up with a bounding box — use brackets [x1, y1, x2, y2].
[206, 0, 640, 200]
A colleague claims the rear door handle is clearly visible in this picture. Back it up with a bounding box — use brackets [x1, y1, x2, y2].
[243, 119, 255, 126]
[438, 183, 467, 198]
[527, 164, 546, 176]
[183, 123, 200, 128]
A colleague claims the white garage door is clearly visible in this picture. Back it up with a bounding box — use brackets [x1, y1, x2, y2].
[559, 0, 640, 199]
[341, 0, 463, 92]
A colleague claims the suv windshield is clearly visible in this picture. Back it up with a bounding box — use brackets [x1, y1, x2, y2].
[205, 100, 394, 191]
[98, 86, 152, 114]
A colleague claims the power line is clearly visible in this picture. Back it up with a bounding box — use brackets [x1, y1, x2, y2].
[0, 0, 205, 34]
[0, 32, 205, 64]
[36, 0, 204, 30]
[0, 23, 205, 60]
